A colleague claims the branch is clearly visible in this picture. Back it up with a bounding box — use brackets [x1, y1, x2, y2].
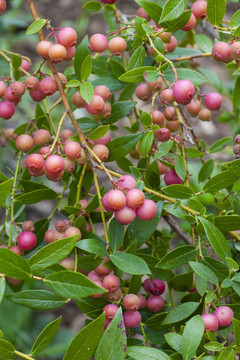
[163, 214, 193, 245]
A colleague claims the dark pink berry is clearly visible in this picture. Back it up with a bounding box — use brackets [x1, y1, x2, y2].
[18, 231, 37, 251]
[116, 175, 136, 192]
[85, 95, 105, 115]
[136, 199, 157, 221]
[64, 141, 82, 159]
[103, 304, 119, 321]
[164, 169, 183, 185]
[181, 13, 196, 31]
[123, 294, 141, 311]
[173, 79, 195, 105]
[105, 189, 126, 211]
[10, 246, 24, 256]
[158, 128, 171, 142]
[114, 205, 136, 225]
[45, 155, 65, 174]
[214, 306, 234, 327]
[123, 310, 141, 328]
[102, 274, 120, 293]
[39, 78, 57, 96]
[135, 83, 152, 101]
[191, 0, 207, 20]
[95, 258, 112, 276]
[148, 279, 165, 295]
[147, 295, 164, 312]
[143, 278, 151, 292]
[0, 101, 15, 119]
[212, 42, 231, 63]
[201, 313, 218, 332]
[89, 34, 108, 53]
[204, 92, 222, 111]
[57, 27, 77, 48]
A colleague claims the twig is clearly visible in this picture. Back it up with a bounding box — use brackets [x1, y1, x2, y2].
[163, 215, 193, 245]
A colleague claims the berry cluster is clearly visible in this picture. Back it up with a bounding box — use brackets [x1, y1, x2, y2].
[201, 306, 234, 332]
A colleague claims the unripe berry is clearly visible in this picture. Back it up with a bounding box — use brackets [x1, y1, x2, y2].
[48, 44, 67, 63]
[97, 102, 111, 119]
[157, 160, 169, 175]
[64, 158, 75, 172]
[5, 87, 21, 104]
[0, 101, 15, 119]
[64, 46, 76, 61]
[147, 295, 164, 312]
[181, 13, 196, 31]
[126, 188, 145, 209]
[65, 226, 82, 240]
[164, 169, 183, 185]
[102, 193, 113, 212]
[95, 258, 111, 276]
[123, 311, 141, 328]
[103, 304, 119, 321]
[214, 306, 234, 327]
[87, 271, 100, 282]
[44, 229, 55, 244]
[152, 110, 164, 125]
[85, 95, 105, 115]
[59, 257, 75, 271]
[138, 294, 147, 308]
[55, 72, 67, 84]
[136, 199, 157, 221]
[22, 220, 35, 232]
[147, 77, 163, 91]
[114, 205, 136, 225]
[10, 246, 24, 256]
[173, 79, 195, 105]
[60, 129, 74, 142]
[4, 128, 17, 141]
[204, 92, 222, 111]
[26, 153, 45, 175]
[164, 106, 176, 121]
[0, 80, 7, 97]
[135, 83, 152, 101]
[72, 92, 85, 108]
[212, 42, 231, 62]
[160, 88, 175, 104]
[16, 134, 34, 152]
[231, 41, 240, 60]
[57, 27, 77, 48]
[64, 141, 81, 159]
[165, 36, 177, 53]
[106, 288, 122, 302]
[191, 0, 207, 20]
[40, 146, 51, 157]
[89, 34, 108, 53]
[55, 220, 68, 233]
[45, 170, 64, 182]
[105, 189, 126, 211]
[79, 199, 89, 215]
[201, 313, 218, 332]
[0, 0, 6, 15]
[235, 134, 240, 144]
[45, 155, 65, 174]
[21, 59, 31, 72]
[143, 278, 151, 292]
[116, 175, 136, 192]
[24, 76, 40, 91]
[148, 279, 165, 295]
[137, 7, 151, 21]
[10, 81, 25, 97]
[103, 274, 120, 293]
[18, 231, 37, 251]
[158, 127, 171, 142]
[55, 231, 66, 241]
[186, 99, 201, 117]
[233, 144, 240, 156]
[92, 144, 109, 161]
[94, 85, 111, 101]
[36, 41, 53, 58]
[29, 88, 46, 102]
[123, 294, 141, 311]
[198, 108, 211, 121]
[94, 132, 111, 145]
[39, 78, 57, 96]
[108, 37, 127, 56]
[33, 129, 51, 146]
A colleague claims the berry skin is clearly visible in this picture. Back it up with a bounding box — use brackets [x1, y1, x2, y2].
[173, 79, 195, 105]
[152, 110, 164, 125]
[45, 155, 65, 174]
[60, 129, 74, 142]
[26, 153, 45, 176]
[191, 0, 207, 20]
[22, 220, 35, 232]
[87, 271, 100, 282]
[0, 101, 15, 119]
[59, 257, 75, 271]
[10, 81, 25, 97]
[55, 220, 68, 233]
[148, 279, 165, 295]
[24, 76, 40, 91]
[138, 294, 147, 308]
[39, 78, 57, 96]
[97, 102, 111, 119]
[231, 41, 240, 60]
[147, 77, 163, 91]
[29, 88, 46, 102]
[64, 226, 82, 240]
[164, 169, 183, 185]
[157, 160, 169, 175]
[123, 294, 141, 311]
[204, 92, 222, 111]
[91, 281, 105, 298]
[137, 7, 151, 22]
[135, 83, 152, 101]
[44, 229, 56, 244]
[103, 304, 119, 321]
[158, 128, 171, 142]
[95, 258, 112, 276]
[198, 108, 211, 121]
[5, 87, 21, 104]
[0, 0, 6, 15]
[85, 95, 105, 115]
[33, 129, 51, 146]
[94, 132, 111, 145]
[201, 313, 219, 332]
[10, 246, 24, 256]
[164, 106, 176, 121]
[64, 46, 76, 61]
[143, 278, 151, 292]
[234, 144, 240, 156]
[102, 193, 113, 212]
[64, 158, 75, 173]
[181, 13, 196, 31]
[235, 134, 240, 144]
[48, 44, 67, 63]
[16, 134, 34, 152]
[108, 37, 127, 56]
[89, 34, 108, 53]
[105, 189, 126, 211]
[36, 41, 53, 58]
[123, 311, 142, 328]
[114, 205, 136, 225]
[57, 27, 77, 48]
[64, 141, 82, 159]
[165, 36, 177, 53]
[21, 59, 31, 72]
[214, 306, 234, 327]
[18, 231, 37, 251]
[212, 42, 231, 63]
[94, 85, 111, 101]
[101, 0, 117, 3]
[147, 295, 164, 312]
[126, 189, 145, 209]
[186, 99, 201, 117]
[103, 274, 120, 293]
[116, 175, 136, 192]
[160, 88, 175, 104]
[92, 144, 109, 161]
[136, 199, 157, 221]
[0, 80, 7, 97]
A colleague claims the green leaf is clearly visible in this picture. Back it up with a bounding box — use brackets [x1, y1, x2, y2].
[77, 117, 98, 134]
[28, 236, 78, 271]
[214, 215, 240, 232]
[109, 218, 124, 252]
[74, 35, 90, 81]
[160, 10, 192, 33]
[83, 1, 102, 12]
[204, 342, 223, 352]
[233, 76, 240, 112]
[107, 133, 143, 161]
[31, 317, 62, 356]
[26, 19, 46, 34]
[127, 47, 145, 70]
[80, 81, 94, 104]
[185, 148, 202, 159]
[7, 290, 67, 310]
[88, 125, 110, 140]
[136, 1, 162, 23]
[103, 101, 137, 124]
[198, 159, 214, 182]
[202, 169, 240, 193]
[12, 54, 22, 70]
[189, 261, 218, 285]
[0, 339, 14, 360]
[76, 297, 109, 319]
[109, 253, 151, 275]
[64, 313, 105, 360]
[66, 80, 81, 88]
[139, 131, 154, 156]
[156, 245, 197, 270]
[162, 302, 199, 325]
[45, 271, 107, 299]
[207, 0, 226, 26]
[230, 9, 240, 28]
[0, 278, 5, 305]
[141, 111, 152, 127]
[175, 155, 186, 181]
[194, 34, 213, 53]
[165, 333, 182, 353]
[202, 257, 229, 283]
[127, 346, 171, 360]
[0, 248, 31, 280]
[135, 17, 147, 39]
[118, 66, 156, 83]
[162, 185, 193, 199]
[76, 239, 108, 257]
[0, 178, 13, 207]
[208, 137, 232, 153]
[164, 68, 207, 86]
[233, 318, 240, 346]
[154, 140, 173, 158]
[95, 308, 126, 360]
[160, 0, 187, 22]
[218, 346, 235, 360]
[81, 54, 92, 81]
[15, 188, 58, 204]
[181, 315, 204, 360]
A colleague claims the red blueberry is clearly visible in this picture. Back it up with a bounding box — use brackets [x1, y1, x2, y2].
[10, 246, 24, 256]
[103, 304, 119, 321]
[33, 129, 51, 146]
[116, 175, 136, 192]
[123, 311, 141, 328]
[152, 110, 164, 125]
[26, 153, 44, 176]
[102, 274, 120, 293]
[147, 295, 164, 312]
[148, 279, 165, 295]
[204, 92, 222, 111]
[0, 0, 6, 14]
[0, 101, 15, 119]
[89, 33, 108, 53]
[186, 99, 201, 117]
[136, 199, 157, 221]
[143, 278, 151, 292]
[39, 78, 57, 96]
[181, 13, 196, 31]
[108, 37, 127, 56]
[94, 132, 111, 145]
[105, 189, 126, 211]
[57, 27, 77, 48]
[87, 271, 100, 282]
[165, 36, 177, 53]
[29, 88, 46, 102]
[158, 128, 171, 142]
[64, 226, 82, 240]
[95, 258, 111, 276]
[18, 231, 37, 251]
[126, 188, 145, 209]
[85, 95, 105, 115]
[147, 77, 163, 91]
[191, 0, 207, 20]
[201, 313, 218, 332]
[214, 306, 234, 327]
[123, 294, 141, 311]
[24, 76, 40, 91]
[45, 155, 65, 174]
[157, 160, 169, 175]
[138, 294, 147, 308]
[22, 220, 35, 232]
[135, 83, 152, 101]
[102, 192, 113, 212]
[21, 59, 31, 72]
[64, 141, 82, 159]
[0, 80, 7, 97]
[48, 44, 67, 63]
[44, 229, 56, 244]
[212, 42, 231, 63]
[16, 134, 34, 152]
[94, 85, 111, 101]
[36, 41, 53, 58]
[173, 79, 195, 105]
[164, 169, 183, 185]
[64, 46, 76, 61]
[114, 205, 136, 225]
[137, 7, 151, 21]
[160, 88, 175, 104]
[59, 257, 75, 271]
[198, 108, 211, 121]
[92, 144, 109, 161]
[60, 129, 74, 142]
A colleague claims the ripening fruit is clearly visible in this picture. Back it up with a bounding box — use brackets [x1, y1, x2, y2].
[4, 128, 17, 141]
[198, 108, 211, 121]
[106, 189, 126, 211]
[136, 199, 157, 221]
[64, 46, 76, 61]
[57, 27, 77, 48]
[97, 102, 111, 119]
[173, 79, 195, 105]
[40, 146, 51, 157]
[126, 188, 145, 209]
[94, 132, 111, 145]
[181, 13, 196, 31]
[95, 258, 112, 276]
[89, 33, 108, 53]
[79, 199, 89, 214]
[26, 153, 45, 176]
[60, 129, 74, 142]
[65, 226, 82, 240]
[233, 145, 240, 156]
[135, 83, 152, 101]
[143, 278, 151, 292]
[138, 294, 147, 308]
[18, 231, 37, 251]
[160, 88, 175, 104]
[91, 281, 105, 298]
[147, 77, 163, 91]
[44, 229, 55, 244]
[231, 41, 240, 60]
[64, 158, 75, 172]
[24, 76, 40, 91]
[94, 85, 111, 101]
[45, 155, 65, 174]
[201, 313, 219, 332]
[5, 87, 21, 104]
[114, 205, 136, 225]
[0, 0, 6, 15]
[48, 44, 67, 62]
[39, 78, 57, 96]
[165, 36, 177, 53]
[108, 37, 127, 56]
[85, 95, 105, 114]
[29, 88, 46, 102]
[33, 129, 51, 146]
[147, 295, 164, 312]
[164, 106, 176, 121]
[157, 160, 169, 175]
[0, 101, 15, 119]
[204, 92, 222, 111]
[116, 175, 136, 192]
[0, 80, 7, 97]
[102, 193, 113, 212]
[36, 41, 53, 58]
[10, 81, 25, 97]
[101, 0, 117, 3]
[92, 144, 109, 161]
[64, 141, 82, 159]
[103, 274, 120, 293]
[148, 279, 165, 295]
[103, 304, 119, 321]
[123, 294, 141, 311]
[191, 0, 207, 20]
[212, 42, 231, 62]
[21, 59, 31, 72]
[158, 128, 171, 142]
[152, 110, 164, 125]
[22, 220, 35, 232]
[164, 169, 183, 185]
[123, 311, 142, 328]
[186, 99, 201, 117]
[137, 7, 151, 21]
[59, 257, 75, 271]
[87, 271, 100, 282]
[235, 134, 240, 144]
[55, 220, 68, 233]
[214, 306, 234, 327]
[16, 134, 34, 152]
[10, 246, 24, 256]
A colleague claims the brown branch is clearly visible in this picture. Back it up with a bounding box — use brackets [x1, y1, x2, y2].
[163, 215, 193, 245]
[171, 53, 212, 63]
